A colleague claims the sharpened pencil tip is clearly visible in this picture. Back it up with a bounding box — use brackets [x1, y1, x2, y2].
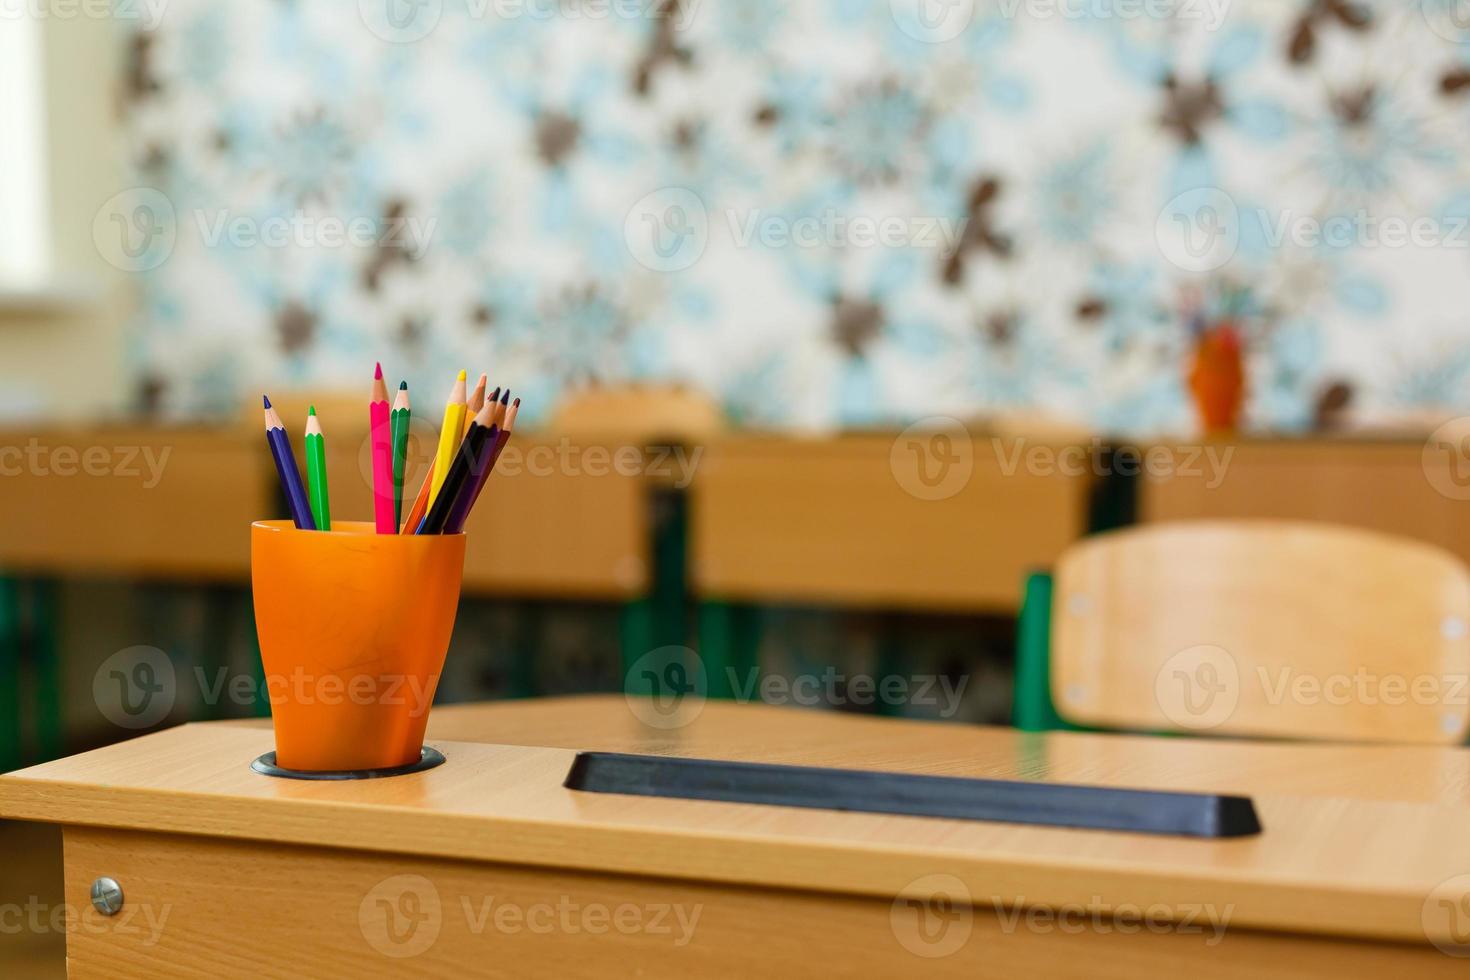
[513, 398, 521, 407]
[308, 405, 316, 416]
[263, 395, 271, 408]
[501, 390, 510, 405]
[457, 369, 467, 381]
[399, 381, 407, 390]
[375, 362, 383, 379]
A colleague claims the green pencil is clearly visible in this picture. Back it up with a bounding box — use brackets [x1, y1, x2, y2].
[305, 405, 331, 531]
[390, 382, 411, 530]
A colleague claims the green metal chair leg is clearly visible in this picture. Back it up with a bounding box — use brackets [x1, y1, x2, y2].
[699, 601, 760, 700]
[620, 599, 656, 691]
[0, 576, 22, 773]
[31, 579, 63, 760]
[874, 621, 907, 718]
[1013, 571, 1072, 732]
[649, 487, 689, 652]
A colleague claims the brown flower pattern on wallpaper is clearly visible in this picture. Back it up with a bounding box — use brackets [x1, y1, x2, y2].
[274, 301, 318, 356]
[1158, 75, 1224, 146]
[115, 2, 1470, 431]
[941, 176, 1013, 286]
[633, 0, 693, 97]
[1287, 0, 1371, 66]
[534, 111, 582, 167]
[362, 199, 419, 293]
[831, 296, 885, 359]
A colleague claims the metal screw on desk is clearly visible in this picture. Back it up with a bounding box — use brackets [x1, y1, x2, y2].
[90, 877, 124, 916]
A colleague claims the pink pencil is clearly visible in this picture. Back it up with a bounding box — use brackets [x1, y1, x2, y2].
[370, 362, 395, 533]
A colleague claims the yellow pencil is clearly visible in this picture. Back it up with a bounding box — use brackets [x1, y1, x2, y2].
[428, 370, 468, 510]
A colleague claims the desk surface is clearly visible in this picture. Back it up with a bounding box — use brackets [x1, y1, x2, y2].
[3, 696, 1468, 947]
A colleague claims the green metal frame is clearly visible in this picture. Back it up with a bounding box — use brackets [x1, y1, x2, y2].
[0, 576, 66, 771]
[0, 576, 21, 772]
[621, 486, 694, 691]
[31, 580, 62, 759]
[697, 601, 760, 699]
[1012, 571, 1082, 732]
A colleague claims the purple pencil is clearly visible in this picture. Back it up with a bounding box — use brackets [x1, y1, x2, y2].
[263, 395, 316, 530]
[447, 395, 517, 534]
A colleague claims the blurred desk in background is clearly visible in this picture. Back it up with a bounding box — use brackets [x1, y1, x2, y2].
[0, 427, 266, 581]
[0, 424, 667, 762]
[691, 433, 1095, 611]
[307, 426, 655, 602]
[0, 426, 655, 598]
[0, 426, 269, 770]
[1139, 437, 1470, 561]
[689, 432, 1098, 697]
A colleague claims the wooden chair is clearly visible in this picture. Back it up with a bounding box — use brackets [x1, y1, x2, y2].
[550, 383, 724, 444]
[1014, 520, 1470, 744]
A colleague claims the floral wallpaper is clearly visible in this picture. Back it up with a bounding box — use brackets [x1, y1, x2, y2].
[112, 0, 1470, 433]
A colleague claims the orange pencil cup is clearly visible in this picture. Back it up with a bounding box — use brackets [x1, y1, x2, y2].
[251, 520, 466, 774]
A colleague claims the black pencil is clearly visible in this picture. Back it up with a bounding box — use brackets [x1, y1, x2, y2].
[417, 397, 498, 534]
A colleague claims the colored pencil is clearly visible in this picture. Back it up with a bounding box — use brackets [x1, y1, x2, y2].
[449, 395, 517, 533]
[427, 370, 468, 511]
[262, 395, 315, 531]
[304, 405, 331, 531]
[370, 363, 395, 534]
[401, 459, 433, 534]
[463, 373, 488, 440]
[420, 397, 499, 535]
[390, 381, 410, 529]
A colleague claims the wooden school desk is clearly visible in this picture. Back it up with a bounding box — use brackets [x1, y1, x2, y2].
[689, 431, 1099, 696]
[3, 696, 1468, 978]
[691, 432, 1095, 612]
[1138, 436, 1470, 563]
[0, 426, 268, 768]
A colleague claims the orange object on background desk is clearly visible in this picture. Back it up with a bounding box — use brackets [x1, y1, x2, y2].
[250, 520, 465, 771]
[1188, 322, 1245, 434]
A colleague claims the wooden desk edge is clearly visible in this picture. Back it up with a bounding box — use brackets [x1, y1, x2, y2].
[0, 731, 1446, 948]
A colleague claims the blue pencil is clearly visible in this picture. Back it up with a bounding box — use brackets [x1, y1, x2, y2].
[262, 395, 316, 530]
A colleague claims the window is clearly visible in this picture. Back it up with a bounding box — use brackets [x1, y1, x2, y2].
[0, 15, 51, 287]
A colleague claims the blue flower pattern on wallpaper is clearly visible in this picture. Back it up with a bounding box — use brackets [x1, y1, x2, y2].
[119, 1, 1470, 431]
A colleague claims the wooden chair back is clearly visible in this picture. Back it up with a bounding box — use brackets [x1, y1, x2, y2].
[1050, 520, 1470, 744]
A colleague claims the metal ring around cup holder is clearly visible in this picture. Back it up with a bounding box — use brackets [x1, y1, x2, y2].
[250, 746, 446, 780]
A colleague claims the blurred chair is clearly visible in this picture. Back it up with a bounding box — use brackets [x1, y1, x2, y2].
[1015, 520, 1470, 744]
[550, 383, 725, 444]
[544, 385, 724, 691]
[693, 426, 1099, 703]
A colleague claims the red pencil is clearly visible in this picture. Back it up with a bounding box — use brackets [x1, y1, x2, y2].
[370, 363, 395, 533]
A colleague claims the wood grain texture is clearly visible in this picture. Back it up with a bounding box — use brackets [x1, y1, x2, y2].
[412, 697, 1470, 805]
[1139, 438, 1470, 562]
[0, 426, 266, 580]
[287, 425, 652, 599]
[59, 827, 1458, 979]
[451, 434, 652, 599]
[689, 433, 1093, 611]
[1051, 521, 1470, 743]
[5, 698, 1470, 946]
[549, 384, 724, 445]
[0, 424, 650, 599]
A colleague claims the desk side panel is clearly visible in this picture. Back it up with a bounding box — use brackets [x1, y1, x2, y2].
[60, 828, 1453, 980]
